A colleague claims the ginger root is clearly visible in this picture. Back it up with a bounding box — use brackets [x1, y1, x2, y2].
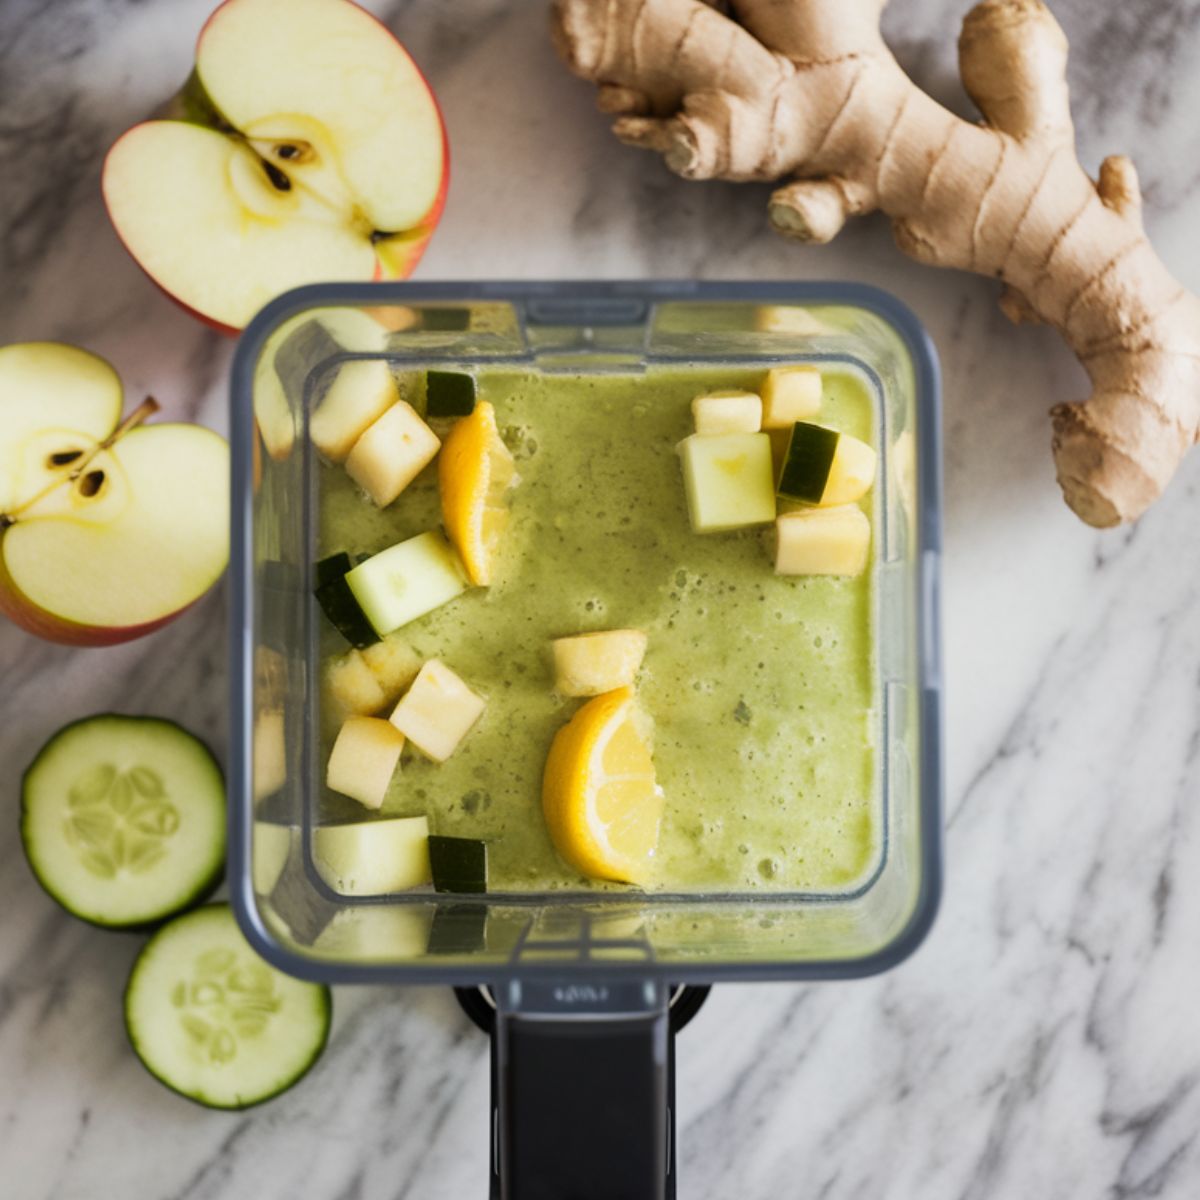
[551, 0, 1200, 527]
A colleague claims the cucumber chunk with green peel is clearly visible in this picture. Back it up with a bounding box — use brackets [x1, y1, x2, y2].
[777, 422, 877, 506]
[428, 903, 488, 954]
[346, 531, 469, 637]
[314, 570, 379, 649]
[314, 551, 352, 589]
[124, 904, 330, 1110]
[21, 715, 225, 929]
[313, 815, 431, 896]
[425, 370, 477, 417]
[677, 432, 776, 533]
[429, 836, 488, 894]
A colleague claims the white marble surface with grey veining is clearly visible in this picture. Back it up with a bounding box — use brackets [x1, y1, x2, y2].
[3, 1, 1200, 1197]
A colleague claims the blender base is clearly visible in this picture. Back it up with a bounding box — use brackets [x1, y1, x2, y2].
[453, 984, 711, 1200]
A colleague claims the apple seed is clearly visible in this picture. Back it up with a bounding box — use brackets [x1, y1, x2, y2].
[261, 160, 292, 192]
[77, 470, 107, 499]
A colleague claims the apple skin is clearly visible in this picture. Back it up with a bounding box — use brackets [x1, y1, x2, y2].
[0, 552, 199, 646]
[106, 0, 450, 336]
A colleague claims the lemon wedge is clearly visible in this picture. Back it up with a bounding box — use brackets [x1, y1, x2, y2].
[437, 400, 517, 585]
[542, 686, 664, 885]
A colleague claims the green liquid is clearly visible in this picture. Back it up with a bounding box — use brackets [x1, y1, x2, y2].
[319, 367, 878, 893]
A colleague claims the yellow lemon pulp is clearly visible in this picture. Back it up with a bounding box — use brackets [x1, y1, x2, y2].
[437, 400, 516, 585]
[542, 686, 664, 885]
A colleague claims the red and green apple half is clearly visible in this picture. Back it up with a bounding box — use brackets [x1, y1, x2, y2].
[102, 0, 448, 333]
[0, 343, 229, 645]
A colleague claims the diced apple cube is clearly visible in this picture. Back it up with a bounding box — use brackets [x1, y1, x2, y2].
[821, 431, 877, 505]
[361, 635, 423, 701]
[691, 390, 762, 435]
[345, 401, 441, 508]
[775, 505, 871, 576]
[313, 816, 431, 896]
[326, 716, 405, 811]
[761, 367, 822, 428]
[754, 306, 834, 335]
[322, 648, 387, 724]
[346, 531, 469, 637]
[389, 659, 485, 762]
[677, 432, 776, 533]
[554, 629, 648, 697]
[310, 359, 398, 462]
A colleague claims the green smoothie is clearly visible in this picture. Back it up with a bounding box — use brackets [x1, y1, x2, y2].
[318, 366, 879, 894]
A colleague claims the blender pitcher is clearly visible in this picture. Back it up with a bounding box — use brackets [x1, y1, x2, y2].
[228, 280, 944, 1200]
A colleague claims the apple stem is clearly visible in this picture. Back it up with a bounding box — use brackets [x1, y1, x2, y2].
[1, 396, 161, 524]
[103, 396, 160, 448]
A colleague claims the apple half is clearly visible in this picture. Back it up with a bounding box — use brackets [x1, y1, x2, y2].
[102, 0, 448, 333]
[0, 343, 229, 645]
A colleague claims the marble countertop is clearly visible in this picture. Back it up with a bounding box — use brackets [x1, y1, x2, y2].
[3, 1, 1200, 1197]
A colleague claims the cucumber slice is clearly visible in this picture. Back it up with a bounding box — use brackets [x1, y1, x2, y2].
[21, 716, 225, 929]
[124, 904, 330, 1110]
[425, 370, 477, 417]
[428, 836, 488, 894]
[346, 531, 469, 637]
